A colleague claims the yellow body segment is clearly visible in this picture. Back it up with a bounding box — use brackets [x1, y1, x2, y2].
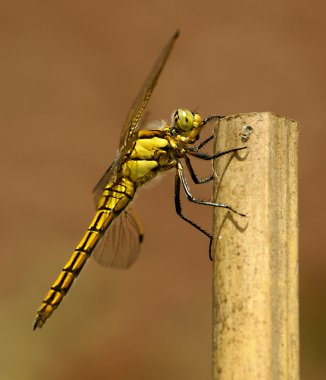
[123, 160, 158, 180]
[34, 32, 201, 330]
[34, 177, 136, 329]
[33, 131, 176, 329]
[130, 136, 168, 159]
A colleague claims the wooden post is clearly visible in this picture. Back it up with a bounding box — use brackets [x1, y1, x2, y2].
[211, 113, 299, 379]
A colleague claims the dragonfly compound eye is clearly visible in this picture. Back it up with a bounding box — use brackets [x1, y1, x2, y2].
[174, 108, 196, 133]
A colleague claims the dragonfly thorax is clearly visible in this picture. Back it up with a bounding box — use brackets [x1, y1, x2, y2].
[171, 108, 202, 143]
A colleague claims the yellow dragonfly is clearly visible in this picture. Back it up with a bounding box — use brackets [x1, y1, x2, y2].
[33, 31, 245, 330]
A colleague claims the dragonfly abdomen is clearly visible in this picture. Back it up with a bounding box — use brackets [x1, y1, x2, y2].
[33, 179, 136, 329]
[34, 31, 180, 330]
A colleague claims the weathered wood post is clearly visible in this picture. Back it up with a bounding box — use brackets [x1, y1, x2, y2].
[212, 113, 299, 379]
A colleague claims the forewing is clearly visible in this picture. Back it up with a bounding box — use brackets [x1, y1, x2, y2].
[119, 30, 179, 148]
[92, 31, 178, 203]
[93, 208, 143, 269]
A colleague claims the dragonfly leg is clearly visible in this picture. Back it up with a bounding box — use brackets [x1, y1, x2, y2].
[185, 146, 247, 184]
[192, 114, 225, 151]
[188, 146, 247, 161]
[184, 155, 213, 184]
[186, 133, 246, 184]
[196, 135, 214, 150]
[174, 169, 212, 239]
[201, 115, 225, 127]
[174, 168, 215, 261]
[177, 161, 245, 217]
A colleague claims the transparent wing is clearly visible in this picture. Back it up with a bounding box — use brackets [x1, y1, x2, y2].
[92, 31, 179, 202]
[93, 208, 143, 269]
[118, 30, 179, 149]
[93, 155, 119, 205]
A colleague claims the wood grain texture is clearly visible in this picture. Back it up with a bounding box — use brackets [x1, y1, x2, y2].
[212, 113, 299, 379]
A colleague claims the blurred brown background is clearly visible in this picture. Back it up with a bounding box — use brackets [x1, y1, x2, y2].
[1, 1, 325, 379]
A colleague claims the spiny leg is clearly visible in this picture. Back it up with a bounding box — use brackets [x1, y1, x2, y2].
[184, 155, 213, 184]
[176, 160, 245, 260]
[196, 135, 214, 150]
[184, 146, 247, 185]
[201, 114, 225, 127]
[195, 115, 224, 148]
[188, 146, 247, 161]
[186, 130, 247, 183]
[175, 169, 217, 260]
[174, 169, 212, 239]
[177, 161, 245, 216]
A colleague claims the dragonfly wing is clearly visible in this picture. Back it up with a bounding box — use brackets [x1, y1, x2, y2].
[119, 30, 179, 148]
[92, 31, 179, 203]
[92, 155, 120, 205]
[93, 208, 143, 269]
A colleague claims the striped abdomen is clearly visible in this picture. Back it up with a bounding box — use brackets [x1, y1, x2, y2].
[33, 177, 135, 329]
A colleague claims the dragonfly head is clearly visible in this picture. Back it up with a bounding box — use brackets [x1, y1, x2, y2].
[171, 108, 202, 143]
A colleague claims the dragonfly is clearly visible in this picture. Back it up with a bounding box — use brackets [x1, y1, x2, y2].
[33, 31, 245, 330]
